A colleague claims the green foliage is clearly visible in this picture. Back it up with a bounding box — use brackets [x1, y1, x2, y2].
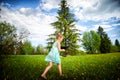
[21, 40, 34, 55]
[115, 39, 120, 46]
[47, 0, 80, 55]
[35, 45, 48, 55]
[97, 26, 111, 53]
[20, 41, 48, 55]
[0, 53, 120, 80]
[46, 34, 56, 51]
[0, 22, 17, 55]
[82, 30, 101, 54]
[0, 22, 30, 55]
[110, 45, 119, 52]
[115, 39, 120, 52]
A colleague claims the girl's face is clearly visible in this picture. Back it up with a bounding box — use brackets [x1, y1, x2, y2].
[58, 36, 63, 42]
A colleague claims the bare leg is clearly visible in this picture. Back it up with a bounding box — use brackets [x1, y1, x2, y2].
[41, 62, 53, 79]
[57, 63, 62, 76]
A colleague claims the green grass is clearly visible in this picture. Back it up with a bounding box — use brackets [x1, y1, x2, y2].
[0, 53, 120, 80]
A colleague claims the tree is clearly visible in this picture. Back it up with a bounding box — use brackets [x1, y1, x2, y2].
[0, 22, 17, 55]
[115, 39, 120, 47]
[47, 0, 80, 55]
[82, 30, 101, 54]
[97, 26, 111, 53]
[16, 28, 30, 54]
[0, 21, 29, 55]
[115, 39, 120, 52]
[21, 40, 34, 55]
[46, 34, 56, 51]
[110, 45, 119, 52]
[35, 44, 48, 55]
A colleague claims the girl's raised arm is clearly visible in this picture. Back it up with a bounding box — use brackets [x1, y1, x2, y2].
[57, 41, 65, 52]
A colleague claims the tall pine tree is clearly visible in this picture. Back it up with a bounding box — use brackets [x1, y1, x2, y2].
[115, 39, 120, 52]
[47, 0, 80, 55]
[115, 39, 120, 47]
[97, 26, 111, 53]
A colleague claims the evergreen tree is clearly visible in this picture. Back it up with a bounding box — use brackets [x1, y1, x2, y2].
[47, 0, 80, 55]
[46, 34, 56, 51]
[97, 26, 111, 53]
[115, 39, 120, 47]
[115, 39, 120, 52]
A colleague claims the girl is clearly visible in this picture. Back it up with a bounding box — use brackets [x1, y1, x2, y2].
[41, 33, 65, 79]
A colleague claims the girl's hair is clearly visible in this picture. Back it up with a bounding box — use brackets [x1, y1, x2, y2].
[56, 33, 63, 39]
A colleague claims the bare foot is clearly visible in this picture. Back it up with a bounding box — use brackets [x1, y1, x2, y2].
[41, 74, 47, 79]
[60, 74, 62, 77]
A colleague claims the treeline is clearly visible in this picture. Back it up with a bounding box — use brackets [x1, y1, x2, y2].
[20, 40, 48, 55]
[0, 21, 119, 55]
[82, 26, 120, 54]
[1, 0, 119, 55]
[0, 22, 48, 55]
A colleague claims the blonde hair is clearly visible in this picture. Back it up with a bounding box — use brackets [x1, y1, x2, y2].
[56, 33, 63, 39]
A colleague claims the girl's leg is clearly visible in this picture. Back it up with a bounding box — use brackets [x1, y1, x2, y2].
[41, 62, 53, 79]
[57, 63, 62, 76]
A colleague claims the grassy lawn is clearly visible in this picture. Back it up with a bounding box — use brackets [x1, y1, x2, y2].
[0, 53, 120, 80]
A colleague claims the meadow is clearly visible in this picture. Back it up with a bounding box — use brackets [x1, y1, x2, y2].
[0, 53, 120, 80]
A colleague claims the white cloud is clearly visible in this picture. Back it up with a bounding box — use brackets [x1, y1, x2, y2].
[112, 23, 120, 27]
[0, 2, 11, 7]
[37, 0, 120, 22]
[101, 25, 114, 32]
[39, 0, 60, 11]
[68, 0, 120, 21]
[104, 27, 114, 32]
[76, 25, 88, 31]
[110, 34, 117, 38]
[90, 24, 114, 32]
[0, 6, 56, 46]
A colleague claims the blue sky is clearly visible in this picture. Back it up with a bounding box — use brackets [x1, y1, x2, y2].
[0, 0, 120, 47]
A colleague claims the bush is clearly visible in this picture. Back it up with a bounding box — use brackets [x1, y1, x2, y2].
[110, 45, 119, 52]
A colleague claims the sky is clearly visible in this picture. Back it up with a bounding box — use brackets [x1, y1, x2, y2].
[0, 0, 120, 47]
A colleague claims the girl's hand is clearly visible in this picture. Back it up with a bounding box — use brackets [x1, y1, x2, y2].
[57, 41, 65, 52]
[62, 49, 65, 52]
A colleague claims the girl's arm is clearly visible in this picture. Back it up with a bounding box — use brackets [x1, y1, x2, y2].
[57, 41, 65, 52]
